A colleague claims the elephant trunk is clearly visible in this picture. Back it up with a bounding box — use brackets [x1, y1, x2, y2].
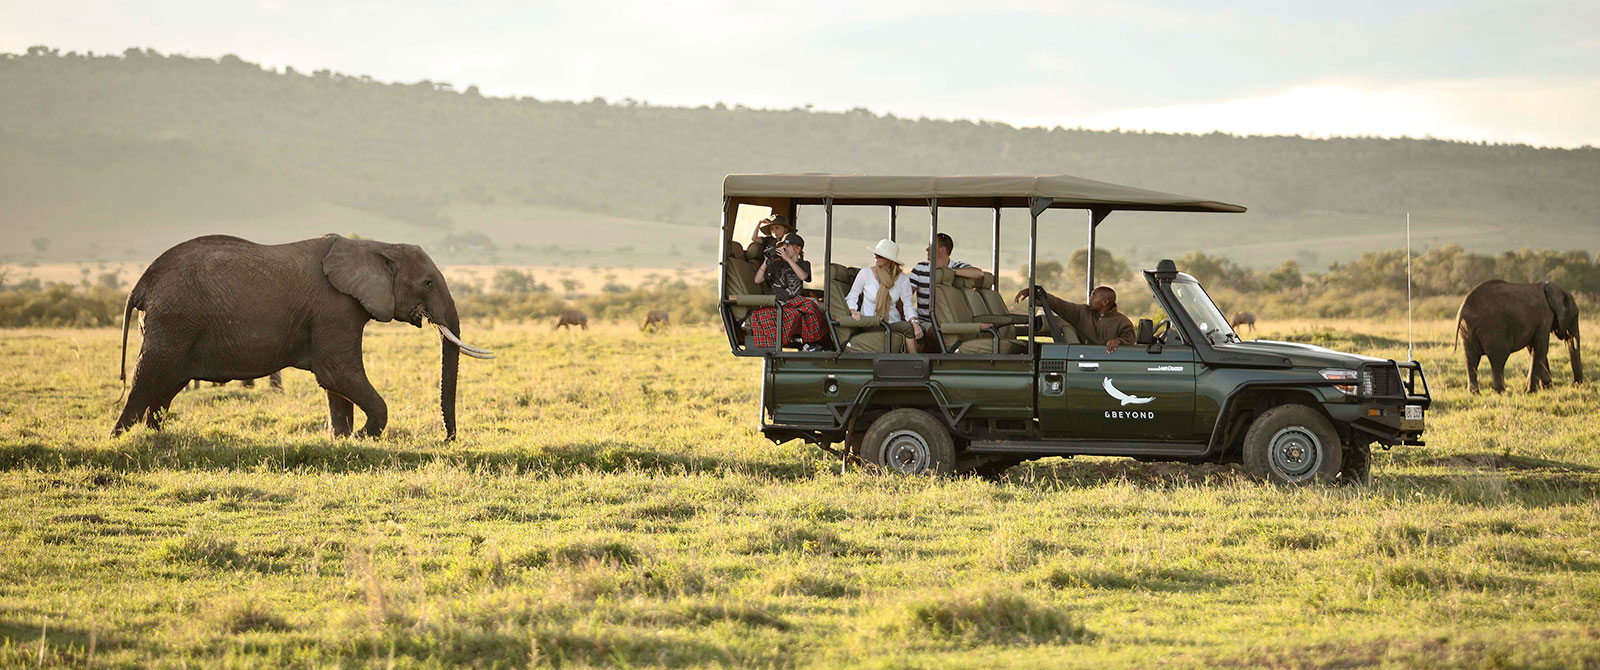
[439, 304, 461, 441]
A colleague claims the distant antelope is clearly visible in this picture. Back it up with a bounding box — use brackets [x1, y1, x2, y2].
[554, 310, 588, 331]
[1230, 311, 1257, 335]
[640, 309, 670, 332]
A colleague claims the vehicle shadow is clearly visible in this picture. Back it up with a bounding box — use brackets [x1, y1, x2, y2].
[998, 453, 1600, 505]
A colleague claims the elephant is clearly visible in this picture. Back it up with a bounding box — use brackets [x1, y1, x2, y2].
[114, 234, 493, 438]
[191, 370, 282, 390]
[1229, 311, 1257, 335]
[640, 309, 670, 331]
[554, 310, 588, 330]
[1455, 280, 1582, 394]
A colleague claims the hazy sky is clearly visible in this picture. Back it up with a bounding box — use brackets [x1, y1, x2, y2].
[5, 0, 1598, 147]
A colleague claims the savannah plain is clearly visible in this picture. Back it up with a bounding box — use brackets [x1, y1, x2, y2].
[3, 316, 1598, 669]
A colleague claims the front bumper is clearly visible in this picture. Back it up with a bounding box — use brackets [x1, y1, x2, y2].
[1332, 361, 1431, 446]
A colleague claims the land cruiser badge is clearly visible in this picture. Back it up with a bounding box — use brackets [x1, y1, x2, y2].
[1102, 377, 1153, 406]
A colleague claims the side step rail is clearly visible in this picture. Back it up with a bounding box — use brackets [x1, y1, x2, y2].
[966, 440, 1209, 458]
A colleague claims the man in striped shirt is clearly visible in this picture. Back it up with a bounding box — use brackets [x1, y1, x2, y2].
[909, 233, 986, 349]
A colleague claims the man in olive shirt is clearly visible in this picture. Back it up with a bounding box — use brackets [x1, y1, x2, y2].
[1013, 285, 1136, 353]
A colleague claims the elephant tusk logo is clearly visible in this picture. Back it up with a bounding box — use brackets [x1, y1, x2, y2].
[1103, 377, 1154, 406]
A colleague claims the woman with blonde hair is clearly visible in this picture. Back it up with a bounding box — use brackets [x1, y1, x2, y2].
[846, 239, 924, 352]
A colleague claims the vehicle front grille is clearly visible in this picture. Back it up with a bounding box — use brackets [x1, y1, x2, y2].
[1361, 365, 1402, 397]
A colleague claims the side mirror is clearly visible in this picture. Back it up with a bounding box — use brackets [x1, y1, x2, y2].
[1136, 319, 1155, 345]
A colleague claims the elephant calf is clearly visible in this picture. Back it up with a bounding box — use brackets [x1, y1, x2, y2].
[1456, 280, 1583, 394]
[115, 234, 494, 439]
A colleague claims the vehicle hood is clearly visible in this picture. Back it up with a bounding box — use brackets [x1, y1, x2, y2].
[1214, 339, 1388, 370]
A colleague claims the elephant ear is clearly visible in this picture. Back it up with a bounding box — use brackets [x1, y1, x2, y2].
[1543, 281, 1571, 339]
[323, 237, 397, 322]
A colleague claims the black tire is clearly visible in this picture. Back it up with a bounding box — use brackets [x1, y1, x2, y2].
[862, 409, 956, 476]
[1241, 405, 1343, 486]
[1338, 444, 1372, 486]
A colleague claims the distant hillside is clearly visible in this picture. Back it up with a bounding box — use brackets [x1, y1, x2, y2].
[2, 46, 1597, 270]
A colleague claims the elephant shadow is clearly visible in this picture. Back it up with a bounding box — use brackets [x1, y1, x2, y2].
[2, 432, 817, 480]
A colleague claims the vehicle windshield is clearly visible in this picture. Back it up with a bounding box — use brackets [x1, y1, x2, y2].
[1170, 277, 1239, 344]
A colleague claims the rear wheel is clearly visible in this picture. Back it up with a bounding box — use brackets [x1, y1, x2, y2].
[1242, 405, 1343, 486]
[862, 409, 956, 476]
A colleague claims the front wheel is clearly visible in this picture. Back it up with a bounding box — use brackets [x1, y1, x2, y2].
[862, 409, 956, 476]
[1242, 405, 1343, 486]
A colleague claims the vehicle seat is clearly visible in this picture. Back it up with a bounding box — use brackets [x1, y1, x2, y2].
[724, 242, 774, 321]
[950, 274, 1027, 355]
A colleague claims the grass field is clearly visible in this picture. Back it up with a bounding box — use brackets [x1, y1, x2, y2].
[2, 318, 1598, 668]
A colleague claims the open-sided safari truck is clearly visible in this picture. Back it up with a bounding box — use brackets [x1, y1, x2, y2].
[718, 174, 1430, 485]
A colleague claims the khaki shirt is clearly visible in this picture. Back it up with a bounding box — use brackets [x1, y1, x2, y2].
[1043, 296, 1136, 346]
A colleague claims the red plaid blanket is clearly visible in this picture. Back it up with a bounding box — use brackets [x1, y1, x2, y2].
[748, 298, 826, 348]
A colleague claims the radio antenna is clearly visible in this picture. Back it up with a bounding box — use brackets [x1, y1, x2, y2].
[1406, 212, 1413, 361]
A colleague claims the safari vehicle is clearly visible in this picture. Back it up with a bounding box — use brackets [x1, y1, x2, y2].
[717, 174, 1430, 485]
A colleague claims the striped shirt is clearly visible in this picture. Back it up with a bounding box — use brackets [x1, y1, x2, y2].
[910, 260, 972, 322]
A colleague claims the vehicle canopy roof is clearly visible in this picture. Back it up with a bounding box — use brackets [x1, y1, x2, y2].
[722, 173, 1246, 213]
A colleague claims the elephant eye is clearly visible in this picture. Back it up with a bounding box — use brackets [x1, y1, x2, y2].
[425, 279, 435, 289]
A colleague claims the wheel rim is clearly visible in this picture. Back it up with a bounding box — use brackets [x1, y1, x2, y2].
[881, 429, 931, 474]
[1268, 426, 1323, 480]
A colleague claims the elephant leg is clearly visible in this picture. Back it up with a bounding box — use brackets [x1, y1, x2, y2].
[145, 384, 186, 430]
[269, 371, 283, 390]
[114, 354, 187, 436]
[241, 377, 255, 388]
[316, 363, 387, 438]
[1529, 339, 1553, 391]
[1488, 351, 1510, 394]
[1465, 349, 1482, 395]
[327, 391, 356, 437]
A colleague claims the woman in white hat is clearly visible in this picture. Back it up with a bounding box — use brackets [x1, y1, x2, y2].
[846, 239, 924, 352]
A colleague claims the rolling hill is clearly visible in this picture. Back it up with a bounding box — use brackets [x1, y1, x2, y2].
[2, 46, 1597, 271]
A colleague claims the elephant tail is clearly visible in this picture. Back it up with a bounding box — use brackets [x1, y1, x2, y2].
[119, 292, 136, 382]
[1452, 301, 1466, 352]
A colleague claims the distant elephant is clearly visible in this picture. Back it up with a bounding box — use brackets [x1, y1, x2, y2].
[554, 310, 588, 330]
[1455, 280, 1582, 394]
[1230, 311, 1256, 334]
[191, 371, 283, 390]
[114, 234, 494, 438]
[640, 309, 670, 331]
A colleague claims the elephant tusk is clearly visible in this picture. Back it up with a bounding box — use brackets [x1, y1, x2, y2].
[434, 323, 496, 359]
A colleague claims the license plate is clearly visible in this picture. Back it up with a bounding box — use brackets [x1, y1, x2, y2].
[1404, 405, 1423, 421]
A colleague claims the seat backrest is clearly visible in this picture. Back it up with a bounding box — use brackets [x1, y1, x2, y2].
[724, 242, 762, 297]
[827, 263, 858, 323]
[956, 275, 991, 322]
[974, 272, 1017, 337]
[932, 268, 978, 351]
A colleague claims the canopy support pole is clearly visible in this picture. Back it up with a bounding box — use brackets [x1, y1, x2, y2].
[1029, 198, 1051, 350]
[889, 206, 897, 242]
[824, 198, 840, 353]
[1087, 208, 1110, 301]
[719, 196, 740, 352]
[929, 198, 943, 352]
[991, 200, 1001, 290]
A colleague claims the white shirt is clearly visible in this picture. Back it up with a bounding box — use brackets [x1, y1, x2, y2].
[845, 267, 916, 322]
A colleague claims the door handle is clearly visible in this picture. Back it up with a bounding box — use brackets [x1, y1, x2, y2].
[1077, 362, 1099, 370]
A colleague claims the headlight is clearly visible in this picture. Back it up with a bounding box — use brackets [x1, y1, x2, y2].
[1321, 369, 1358, 395]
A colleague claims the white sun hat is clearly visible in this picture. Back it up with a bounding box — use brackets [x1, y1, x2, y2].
[868, 239, 902, 265]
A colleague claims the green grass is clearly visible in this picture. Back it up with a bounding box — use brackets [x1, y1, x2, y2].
[2, 319, 1599, 668]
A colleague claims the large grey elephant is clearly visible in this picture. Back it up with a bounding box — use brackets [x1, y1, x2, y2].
[114, 234, 494, 438]
[1455, 280, 1582, 394]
